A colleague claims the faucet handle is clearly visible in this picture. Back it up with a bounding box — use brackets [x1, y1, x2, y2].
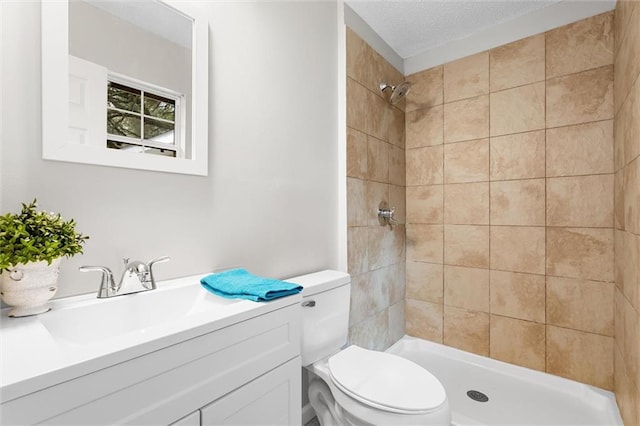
[147, 256, 170, 267]
[146, 256, 170, 290]
[79, 265, 117, 298]
[79, 265, 111, 273]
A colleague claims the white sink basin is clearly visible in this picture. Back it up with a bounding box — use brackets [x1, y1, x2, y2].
[0, 273, 301, 402]
[39, 282, 239, 345]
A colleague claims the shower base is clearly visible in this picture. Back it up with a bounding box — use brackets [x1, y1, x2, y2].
[387, 336, 622, 426]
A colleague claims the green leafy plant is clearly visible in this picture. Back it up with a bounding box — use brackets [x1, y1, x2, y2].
[0, 199, 89, 271]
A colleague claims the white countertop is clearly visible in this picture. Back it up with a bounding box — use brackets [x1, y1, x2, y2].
[0, 273, 301, 403]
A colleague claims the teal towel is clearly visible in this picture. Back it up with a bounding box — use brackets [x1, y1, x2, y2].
[200, 268, 302, 302]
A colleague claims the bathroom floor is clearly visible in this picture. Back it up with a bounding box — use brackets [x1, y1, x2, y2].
[305, 418, 320, 426]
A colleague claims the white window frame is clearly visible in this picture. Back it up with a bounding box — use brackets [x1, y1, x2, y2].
[107, 72, 186, 158]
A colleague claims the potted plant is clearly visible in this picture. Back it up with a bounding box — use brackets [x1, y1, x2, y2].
[0, 199, 88, 317]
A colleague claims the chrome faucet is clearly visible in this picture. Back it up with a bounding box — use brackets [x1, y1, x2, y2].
[79, 256, 170, 298]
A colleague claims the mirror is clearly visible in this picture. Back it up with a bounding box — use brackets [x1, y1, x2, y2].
[42, 0, 208, 175]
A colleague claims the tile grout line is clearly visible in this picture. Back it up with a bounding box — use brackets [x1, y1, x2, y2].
[406, 115, 614, 152]
[429, 62, 611, 106]
[408, 259, 616, 284]
[441, 65, 446, 345]
[613, 5, 640, 116]
[406, 173, 617, 191]
[488, 52, 493, 358]
[543, 30, 548, 374]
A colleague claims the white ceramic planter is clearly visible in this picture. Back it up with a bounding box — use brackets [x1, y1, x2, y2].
[1, 258, 61, 317]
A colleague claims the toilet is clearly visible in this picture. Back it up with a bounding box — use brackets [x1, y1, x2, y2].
[288, 270, 451, 426]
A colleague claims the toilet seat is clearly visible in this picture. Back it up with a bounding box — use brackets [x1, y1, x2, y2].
[327, 345, 447, 415]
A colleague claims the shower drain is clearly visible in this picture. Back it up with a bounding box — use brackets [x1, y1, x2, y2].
[466, 390, 489, 402]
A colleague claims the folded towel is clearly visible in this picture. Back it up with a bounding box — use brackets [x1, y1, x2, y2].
[200, 268, 302, 302]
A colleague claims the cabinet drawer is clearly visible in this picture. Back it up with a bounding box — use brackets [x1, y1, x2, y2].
[3, 304, 300, 425]
[201, 357, 301, 426]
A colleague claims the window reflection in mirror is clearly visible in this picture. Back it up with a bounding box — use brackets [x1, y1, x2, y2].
[106, 78, 183, 157]
[42, 0, 208, 175]
[68, 0, 192, 158]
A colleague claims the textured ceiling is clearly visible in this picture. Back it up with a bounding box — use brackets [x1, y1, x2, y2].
[345, 0, 562, 59]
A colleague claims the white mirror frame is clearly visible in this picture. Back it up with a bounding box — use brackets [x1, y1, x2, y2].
[42, 0, 209, 176]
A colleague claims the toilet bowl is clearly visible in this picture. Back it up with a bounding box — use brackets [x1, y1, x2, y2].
[308, 345, 450, 425]
[287, 270, 451, 426]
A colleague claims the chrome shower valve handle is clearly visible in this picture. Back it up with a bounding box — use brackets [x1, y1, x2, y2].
[377, 201, 398, 228]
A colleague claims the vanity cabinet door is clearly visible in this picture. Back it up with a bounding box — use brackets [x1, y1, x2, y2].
[170, 411, 200, 426]
[8, 304, 300, 426]
[201, 357, 301, 426]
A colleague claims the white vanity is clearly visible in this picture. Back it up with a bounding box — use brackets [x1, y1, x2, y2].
[0, 274, 301, 425]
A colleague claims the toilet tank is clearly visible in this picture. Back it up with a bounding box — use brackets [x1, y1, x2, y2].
[285, 270, 351, 366]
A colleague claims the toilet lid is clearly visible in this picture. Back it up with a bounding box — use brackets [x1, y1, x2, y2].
[328, 345, 447, 414]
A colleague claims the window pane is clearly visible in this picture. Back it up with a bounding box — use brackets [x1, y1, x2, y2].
[144, 93, 175, 121]
[107, 110, 141, 138]
[143, 146, 177, 157]
[108, 141, 176, 157]
[107, 140, 143, 152]
[144, 118, 174, 143]
[108, 82, 141, 113]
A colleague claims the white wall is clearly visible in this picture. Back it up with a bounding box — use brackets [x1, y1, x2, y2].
[1, 1, 341, 298]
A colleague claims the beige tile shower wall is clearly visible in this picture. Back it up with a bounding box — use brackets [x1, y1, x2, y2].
[346, 29, 406, 351]
[406, 12, 616, 390]
[613, 1, 640, 424]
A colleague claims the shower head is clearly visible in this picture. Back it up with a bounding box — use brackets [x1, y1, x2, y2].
[379, 81, 412, 105]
